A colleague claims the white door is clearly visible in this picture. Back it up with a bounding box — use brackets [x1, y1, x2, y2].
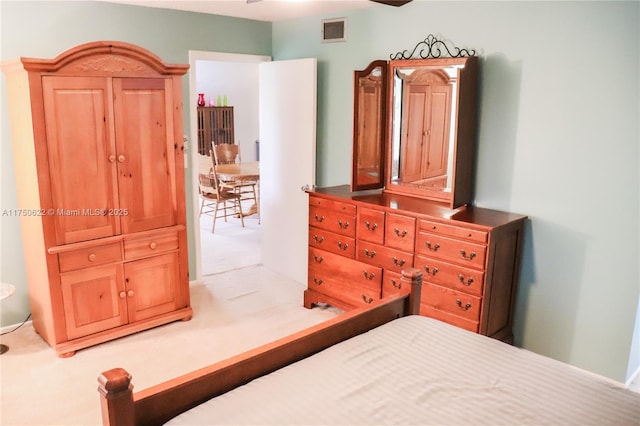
[259, 58, 317, 285]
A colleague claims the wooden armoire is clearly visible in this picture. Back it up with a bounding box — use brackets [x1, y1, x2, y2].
[2, 41, 192, 357]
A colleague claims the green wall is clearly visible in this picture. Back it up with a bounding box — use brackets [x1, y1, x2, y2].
[0, 1, 270, 327]
[271, 1, 640, 382]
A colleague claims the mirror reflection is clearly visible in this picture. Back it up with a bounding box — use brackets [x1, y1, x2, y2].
[390, 63, 463, 192]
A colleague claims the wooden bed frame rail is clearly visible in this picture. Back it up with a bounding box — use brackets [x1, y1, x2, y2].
[98, 269, 423, 426]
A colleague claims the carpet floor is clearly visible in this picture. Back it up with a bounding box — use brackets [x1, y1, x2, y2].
[0, 216, 340, 425]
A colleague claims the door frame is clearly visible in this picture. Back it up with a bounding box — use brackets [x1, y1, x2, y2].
[188, 50, 271, 282]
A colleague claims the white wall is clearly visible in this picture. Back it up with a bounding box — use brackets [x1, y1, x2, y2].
[272, 1, 639, 382]
[196, 61, 261, 162]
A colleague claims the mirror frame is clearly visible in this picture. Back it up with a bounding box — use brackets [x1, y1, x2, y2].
[384, 56, 478, 208]
[351, 60, 388, 191]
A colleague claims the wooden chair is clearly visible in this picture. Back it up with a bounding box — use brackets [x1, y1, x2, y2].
[198, 153, 244, 232]
[211, 143, 258, 218]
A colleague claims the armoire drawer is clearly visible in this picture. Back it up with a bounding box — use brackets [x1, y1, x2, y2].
[58, 243, 122, 272]
[356, 241, 414, 274]
[308, 227, 355, 259]
[421, 282, 481, 325]
[385, 213, 416, 252]
[414, 255, 485, 297]
[124, 232, 179, 260]
[356, 208, 385, 244]
[309, 205, 356, 237]
[415, 231, 486, 269]
[419, 219, 487, 244]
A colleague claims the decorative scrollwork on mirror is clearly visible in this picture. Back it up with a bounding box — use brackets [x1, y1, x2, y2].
[351, 35, 478, 208]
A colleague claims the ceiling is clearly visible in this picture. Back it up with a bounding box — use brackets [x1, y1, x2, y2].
[102, 0, 375, 22]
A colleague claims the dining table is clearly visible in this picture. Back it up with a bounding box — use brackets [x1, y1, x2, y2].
[215, 161, 260, 218]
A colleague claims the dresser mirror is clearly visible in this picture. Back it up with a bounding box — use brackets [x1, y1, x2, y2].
[351, 60, 388, 191]
[351, 36, 478, 208]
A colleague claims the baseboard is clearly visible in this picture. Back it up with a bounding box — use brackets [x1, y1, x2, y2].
[625, 365, 640, 389]
[0, 318, 33, 335]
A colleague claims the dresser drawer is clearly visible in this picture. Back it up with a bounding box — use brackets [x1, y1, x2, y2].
[414, 255, 484, 297]
[308, 196, 356, 216]
[356, 241, 414, 274]
[308, 227, 355, 259]
[421, 282, 481, 324]
[357, 208, 385, 244]
[309, 247, 381, 289]
[308, 270, 381, 307]
[419, 219, 487, 244]
[382, 270, 412, 297]
[58, 243, 122, 272]
[385, 213, 416, 252]
[415, 231, 486, 269]
[309, 205, 356, 237]
[124, 232, 179, 260]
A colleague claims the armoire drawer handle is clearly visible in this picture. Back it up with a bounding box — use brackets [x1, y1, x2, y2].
[362, 295, 374, 304]
[460, 250, 476, 260]
[337, 242, 349, 251]
[313, 214, 325, 223]
[88, 253, 97, 262]
[456, 299, 472, 311]
[425, 241, 440, 251]
[312, 254, 323, 264]
[458, 274, 474, 286]
[117, 155, 126, 163]
[108, 155, 117, 163]
[338, 220, 350, 229]
[364, 249, 376, 258]
[119, 291, 126, 299]
[127, 290, 134, 297]
[313, 235, 324, 244]
[393, 257, 406, 267]
[424, 266, 438, 276]
[362, 271, 376, 281]
[365, 221, 378, 231]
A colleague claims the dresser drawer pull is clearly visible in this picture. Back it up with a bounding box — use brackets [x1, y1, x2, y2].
[313, 235, 324, 244]
[149, 242, 157, 250]
[313, 277, 323, 285]
[313, 214, 325, 223]
[425, 241, 440, 251]
[88, 253, 97, 262]
[460, 250, 477, 261]
[362, 271, 376, 281]
[337, 242, 349, 251]
[364, 249, 377, 259]
[424, 266, 438, 276]
[312, 254, 324, 264]
[394, 228, 408, 238]
[391, 279, 401, 289]
[365, 221, 378, 231]
[127, 290, 134, 297]
[393, 257, 406, 267]
[338, 220, 350, 229]
[119, 291, 126, 299]
[458, 274, 475, 286]
[362, 295, 374, 304]
[456, 299, 472, 311]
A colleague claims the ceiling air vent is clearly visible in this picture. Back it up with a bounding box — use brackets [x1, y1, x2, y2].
[322, 18, 347, 43]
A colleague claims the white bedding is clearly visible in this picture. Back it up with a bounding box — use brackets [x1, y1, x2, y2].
[167, 315, 640, 425]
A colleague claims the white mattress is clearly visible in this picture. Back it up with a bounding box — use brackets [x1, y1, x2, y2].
[167, 315, 640, 425]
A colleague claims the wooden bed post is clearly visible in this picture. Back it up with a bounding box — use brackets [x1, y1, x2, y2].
[401, 268, 423, 315]
[98, 368, 136, 426]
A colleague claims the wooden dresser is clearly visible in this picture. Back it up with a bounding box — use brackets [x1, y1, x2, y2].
[2, 41, 192, 356]
[305, 186, 526, 343]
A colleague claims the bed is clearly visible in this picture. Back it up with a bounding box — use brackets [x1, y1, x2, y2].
[98, 270, 639, 425]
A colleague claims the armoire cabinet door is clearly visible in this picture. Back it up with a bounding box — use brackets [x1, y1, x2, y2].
[123, 252, 180, 323]
[60, 263, 127, 340]
[113, 78, 177, 234]
[42, 76, 120, 245]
